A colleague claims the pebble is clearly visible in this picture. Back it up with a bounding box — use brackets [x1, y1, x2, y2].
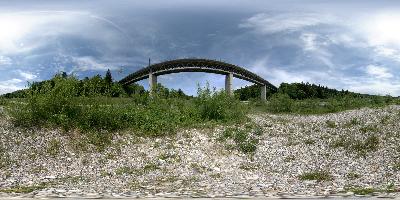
[0, 105, 399, 198]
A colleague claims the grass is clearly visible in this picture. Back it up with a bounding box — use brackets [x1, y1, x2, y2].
[47, 139, 61, 157]
[255, 93, 399, 115]
[303, 138, 316, 145]
[345, 183, 398, 195]
[218, 124, 261, 154]
[299, 170, 332, 181]
[393, 163, 400, 171]
[116, 163, 160, 176]
[325, 120, 337, 128]
[6, 78, 247, 150]
[346, 172, 361, 180]
[344, 118, 361, 127]
[0, 183, 48, 193]
[0, 146, 12, 169]
[359, 124, 379, 133]
[330, 135, 380, 157]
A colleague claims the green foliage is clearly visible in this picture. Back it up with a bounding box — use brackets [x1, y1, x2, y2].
[8, 74, 247, 150]
[326, 120, 337, 128]
[265, 93, 293, 113]
[104, 69, 113, 85]
[195, 84, 247, 122]
[253, 82, 398, 114]
[0, 183, 48, 193]
[330, 135, 380, 157]
[218, 125, 261, 154]
[234, 84, 273, 101]
[345, 184, 398, 195]
[393, 163, 400, 171]
[47, 139, 61, 157]
[299, 171, 332, 181]
[263, 94, 396, 114]
[0, 145, 12, 169]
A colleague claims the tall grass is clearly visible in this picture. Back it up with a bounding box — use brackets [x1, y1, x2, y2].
[8, 77, 247, 148]
[258, 93, 399, 115]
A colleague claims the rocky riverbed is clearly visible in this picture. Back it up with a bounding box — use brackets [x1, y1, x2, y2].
[0, 105, 400, 198]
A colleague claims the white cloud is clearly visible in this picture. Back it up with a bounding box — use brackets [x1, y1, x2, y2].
[0, 78, 25, 94]
[365, 65, 393, 79]
[361, 12, 400, 47]
[72, 56, 118, 72]
[249, 58, 312, 86]
[239, 13, 335, 34]
[374, 46, 400, 63]
[300, 33, 318, 51]
[0, 55, 12, 65]
[347, 80, 400, 96]
[18, 70, 37, 80]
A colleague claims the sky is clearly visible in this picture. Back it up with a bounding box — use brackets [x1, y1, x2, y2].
[0, 0, 400, 96]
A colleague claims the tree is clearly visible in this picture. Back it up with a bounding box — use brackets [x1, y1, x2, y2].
[105, 69, 113, 85]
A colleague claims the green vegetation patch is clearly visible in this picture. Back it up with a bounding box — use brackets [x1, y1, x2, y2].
[330, 134, 380, 157]
[251, 82, 399, 115]
[47, 139, 61, 157]
[7, 74, 247, 150]
[218, 124, 262, 154]
[345, 183, 398, 195]
[0, 183, 48, 193]
[299, 170, 332, 182]
[0, 145, 12, 169]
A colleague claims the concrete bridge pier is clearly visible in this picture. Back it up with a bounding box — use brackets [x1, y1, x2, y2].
[225, 73, 233, 96]
[149, 72, 157, 96]
[261, 85, 267, 101]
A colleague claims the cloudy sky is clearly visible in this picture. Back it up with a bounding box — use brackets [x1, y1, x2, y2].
[1, 0, 400, 96]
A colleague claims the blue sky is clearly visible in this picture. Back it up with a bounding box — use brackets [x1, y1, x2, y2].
[0, 0, 400, 96]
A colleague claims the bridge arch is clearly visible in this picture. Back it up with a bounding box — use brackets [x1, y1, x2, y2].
[119, 58, 277, 100]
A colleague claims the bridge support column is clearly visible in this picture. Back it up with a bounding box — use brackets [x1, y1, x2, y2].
[225, 73, 233, 96]
[149, 73, 157, 96]
[261, 85, 267, 101]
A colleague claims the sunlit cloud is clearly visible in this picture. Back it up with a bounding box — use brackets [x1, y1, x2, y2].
[365, 65, 393, 79]
[239, 13, 335, 34]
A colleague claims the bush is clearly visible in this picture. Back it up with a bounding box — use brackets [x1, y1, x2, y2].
[265, 93, 293, 113]
[9, 78, 249, 149]
[195, 84, 247, 122]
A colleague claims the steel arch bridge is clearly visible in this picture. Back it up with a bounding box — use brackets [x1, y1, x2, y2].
[119, 58, 277, 100]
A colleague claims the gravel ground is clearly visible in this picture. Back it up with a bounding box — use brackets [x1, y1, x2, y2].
[0, 105, 399, 198]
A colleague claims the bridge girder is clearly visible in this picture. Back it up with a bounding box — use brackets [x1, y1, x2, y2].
[119, 58, 278, 92]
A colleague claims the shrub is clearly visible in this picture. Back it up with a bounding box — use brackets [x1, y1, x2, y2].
[9, 77, 249, 149]
[195, 84, 246, 122]
[265, 93, 293, 113]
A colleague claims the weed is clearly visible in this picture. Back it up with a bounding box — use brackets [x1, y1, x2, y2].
[393, 163, 400, 171]
[346, 172, 361, 179]
[360, 124, 379, 133]
[0, 146, 12, 169]
[304, 138, 316, 145]
[299, 171, 332, 181]
[115, 166, 140, 176]
[326, 120, 337, 128]
[191, 163, 208, 173]
[345, 118, 361, 127]
[0, 183, 48, 193]
[218, 126, 260, 154]
[47, 139, 61, 157]
[143, 163, 160, 172]
[239, 163, 259, 170]
[284, 155, 296, 162]
[330, 135, 380, 157]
